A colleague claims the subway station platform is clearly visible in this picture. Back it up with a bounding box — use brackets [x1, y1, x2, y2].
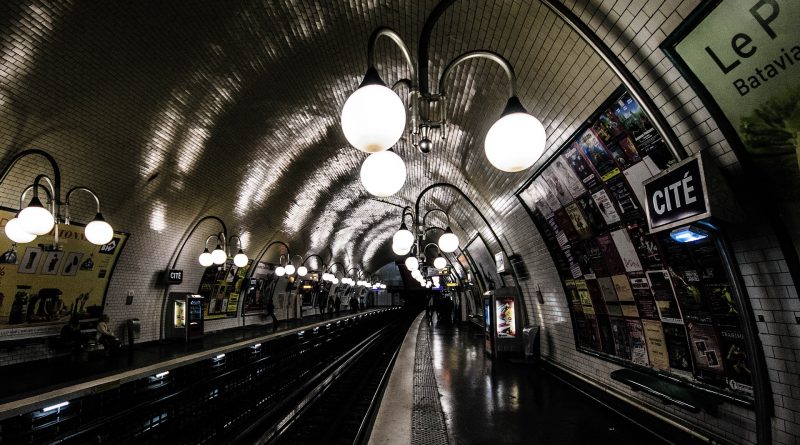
[371, 313, 697, 445]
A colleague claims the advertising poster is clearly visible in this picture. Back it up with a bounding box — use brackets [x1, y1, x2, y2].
[642, 319, 670, 371]
[611, 93, 672, 169]
[646, 270, 684, 324]
[668, 0, 800, 258]
[575, 194, 607, 233]
[611, 274, 634, 302]
[565, 145, 600, 190]
[578, 130, 620, 182]
[610, 228, 644, 272]
[687, 322, 726, 383]
[495, 297, 515, 338]
[464, 236, 505, 294]
[591, 189, 621, 225]
[625, 222, 662, 269]
[592, 108, 626, 144]
[242, 261, 278, 314]
[550, 155, 586, 198]
[663, 323, 694, 374]
[597, 315, 617, 355]
[621, 160, 653, 206]
[542, 168, 574, 206]
[596, 234, 625, 276]
[606, 177, 642, 221]
[0, 209, 128, 339]
[671, 270, 712, 323]
[553, 208, 580, 242]
[198, 260, 249, 319]
[627, 319, 650, 366]
[564, 202, 592, 239]
[718, 326, 754, 395]
[630, 272, 659, 320]
[610, 316, 631, 360]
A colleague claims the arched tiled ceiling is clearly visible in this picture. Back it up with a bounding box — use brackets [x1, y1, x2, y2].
[0, 0, 621, 273]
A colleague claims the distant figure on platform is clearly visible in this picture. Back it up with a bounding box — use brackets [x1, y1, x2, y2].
[334, 294, 341, 318]
[319, 293, 327, 317]
[295, 292, 303, 320]
[349, 295, 358, 314]
[60, 316, 87, 359]
[267, 296, 278, 332]
[96, 314, 120, 356]
[426, 295, 434, 319]
[327, 295, 335, 317]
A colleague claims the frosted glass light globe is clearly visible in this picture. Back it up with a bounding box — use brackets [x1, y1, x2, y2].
[433, 256, 447, 269]
[199, 250, 213, 267]
[211, 246, 227, 265]
[18, 198, 54, 236]
[404, 256, 419, 271]
[332, 277, 339, 285]
[275, 266, 286, 276]
[341, 84, 406, 153]
[380, 284, 387, 289]
[485, 111, 546, 172]
[360, 151, 406, 197]
[438, 229, 459, 253]
[4, 217, 36, 244]
[393, 226, 414, 250]
[85, 213, 114, 245]
[285, 264, 296, 275]
[297, 266, 308, 277]
[392, 241, 411, 256]
[233, 251, 249, 268]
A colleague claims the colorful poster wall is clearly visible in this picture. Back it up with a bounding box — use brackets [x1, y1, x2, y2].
[0, 208, 128, 339]
[241, 262, 278, 315]
[197, 259, 251, 320]
[516, 87, 753, 398]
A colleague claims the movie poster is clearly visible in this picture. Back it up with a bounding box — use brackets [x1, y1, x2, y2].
[576, 194, 607, 233]
[610, 229, 644, 272]
[630, 272, 659, 320]
[610, 316, 631, 360]
[565, 203, 592, 239]
[612, 93, 672, 169]
[646, 270, 684, 324]
[718, 326, 754, 395]
[591, 189, 621, 225]
[642, 319, 670, 370]
[687, 322, 726, 383]
[663, 322, 694, 374]
[565, 145, 600, 189]
[551, 155, 587, 198]
[593, 108, 626, 143]
[671, 270, 712, 323]
[627, 319, 649, 366]
[578, 130, 620, 182]
[0, 210, 128, 339]
[542, 168, 574, 206]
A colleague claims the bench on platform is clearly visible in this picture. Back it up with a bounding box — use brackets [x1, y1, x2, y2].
[610, 368, 726, 415]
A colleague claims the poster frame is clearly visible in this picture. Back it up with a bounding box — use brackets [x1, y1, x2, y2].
[0, 205, 130, 339]
[513, 89, 754, 407]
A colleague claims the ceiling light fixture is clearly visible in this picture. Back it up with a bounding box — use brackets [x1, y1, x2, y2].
[342, 26, 546, 195]
[198, 232, 249, 268]
[359, 150, 406, 197]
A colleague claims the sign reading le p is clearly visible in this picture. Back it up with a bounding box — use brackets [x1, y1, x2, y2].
[644, 156, 709, 233]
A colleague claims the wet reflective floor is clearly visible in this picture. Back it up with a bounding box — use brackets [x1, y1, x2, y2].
[426, 315, 667, 445]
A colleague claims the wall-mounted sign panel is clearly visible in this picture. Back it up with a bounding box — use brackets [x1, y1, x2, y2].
[644, 155, 710, 233]
[0, 208, 128, 340]
[167, 269, 184, 284]
[495, 252, 506, 273]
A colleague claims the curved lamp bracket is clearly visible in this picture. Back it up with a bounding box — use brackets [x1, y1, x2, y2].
[367, 27, 417, 88]
[438, 50, 517, 98]
[64, 186, 102, 224]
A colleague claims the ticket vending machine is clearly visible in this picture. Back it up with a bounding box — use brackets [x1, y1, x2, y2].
[483, 287, 521, 358]
[166, 292, 205, 341]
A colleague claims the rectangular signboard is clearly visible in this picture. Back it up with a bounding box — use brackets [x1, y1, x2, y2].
[643, 154, 710, 233]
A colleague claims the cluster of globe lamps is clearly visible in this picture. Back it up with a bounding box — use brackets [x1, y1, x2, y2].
[341, 64, 547, 198]
[5, 196, 114, 246]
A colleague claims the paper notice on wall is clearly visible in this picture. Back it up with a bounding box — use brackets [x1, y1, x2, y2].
[551, 155, 587, 198]
[622, 160, 653, 207]
[591, 189, 621, 225]
[646, 270, 684, 324]
[610, 229, 643, 272]
[611, 274, 634, 301]
[627, 319, 649, 366]
[642, 319, 670, 371]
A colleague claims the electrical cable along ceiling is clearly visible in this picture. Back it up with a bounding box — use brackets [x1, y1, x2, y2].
[0, 0, 618, 272]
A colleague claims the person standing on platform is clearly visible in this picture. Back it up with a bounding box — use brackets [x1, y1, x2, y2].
[327, 294, 335, 317]
[295, 291, 303, 320]
[426, 294, 434, 319]
[349, 294, 358, 314]
[334, 294, 341, 318]
[319, 292, 327, 318]
[267, 295, 278, 332]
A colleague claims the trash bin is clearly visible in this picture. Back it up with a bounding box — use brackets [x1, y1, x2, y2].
[126, 318, 141, 346]
[523, 326, 540, 361]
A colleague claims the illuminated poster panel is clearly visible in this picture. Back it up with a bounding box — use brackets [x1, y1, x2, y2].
[0, 209, 128, 340]
[495, 297, 516, 338]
